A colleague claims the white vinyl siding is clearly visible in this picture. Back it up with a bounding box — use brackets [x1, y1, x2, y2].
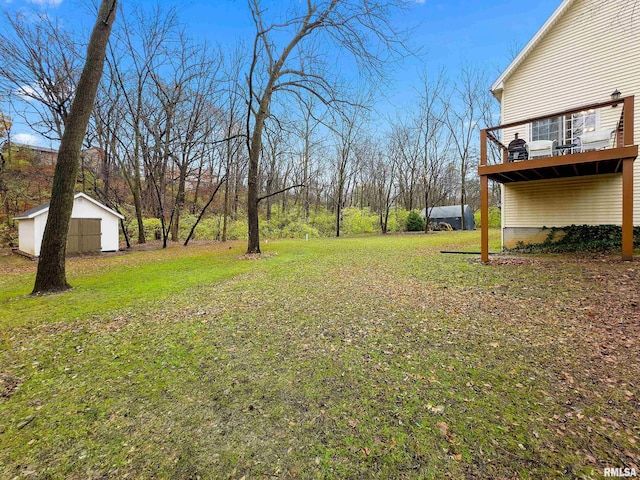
[499, 0, 640, 231]
[504, 175, 622, 227]
[17, 219, 35, 256]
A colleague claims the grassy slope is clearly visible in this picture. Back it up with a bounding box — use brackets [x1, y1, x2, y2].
[1, 232, 638, 479]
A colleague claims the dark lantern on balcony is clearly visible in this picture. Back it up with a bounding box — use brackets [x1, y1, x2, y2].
[611, 89, 621, 106]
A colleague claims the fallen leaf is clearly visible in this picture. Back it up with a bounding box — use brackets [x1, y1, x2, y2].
[436, 421, 449, 436]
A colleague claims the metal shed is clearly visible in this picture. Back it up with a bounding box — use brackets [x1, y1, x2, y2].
[14, 193, 123, 257]
[421, 205, 476, 231]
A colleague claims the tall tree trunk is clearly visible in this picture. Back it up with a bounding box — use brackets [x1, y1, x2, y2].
[171, 163, 188, 242]
[303, 138, 310, 220]
[32, 0, 117, 294]
[222, 172, 230, 242]
[424, 190, 430, 233]
[132, 173, 145, 244]
[265, 164, 273, 222]
[247, 148, 261, 253]
[246, 94, 271, 253]
[192, 159, 204, 215]
[132, 133, 146, 244]
[336, 178, 343, 237]
[233, 165, 240, 217]
[460, 188, 466, 230]
[460, 155, 467, 230]
[247, 169, 260, 252]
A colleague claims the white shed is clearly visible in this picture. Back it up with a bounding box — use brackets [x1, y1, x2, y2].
[15, 193, 124, 256]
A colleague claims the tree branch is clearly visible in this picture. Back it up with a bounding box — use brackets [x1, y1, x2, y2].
[257, 183, 305, 203]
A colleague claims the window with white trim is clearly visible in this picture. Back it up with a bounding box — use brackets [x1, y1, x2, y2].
[566, 109, 597, 144]
[531, 117, 562, 144]
[530, 110, 598, 152]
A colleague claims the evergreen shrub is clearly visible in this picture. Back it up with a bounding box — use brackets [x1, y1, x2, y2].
[405, 210, 425, 232]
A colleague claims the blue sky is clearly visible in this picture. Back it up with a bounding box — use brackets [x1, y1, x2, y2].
[1, 0, 562, 147]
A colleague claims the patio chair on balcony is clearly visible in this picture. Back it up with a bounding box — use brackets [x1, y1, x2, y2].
[578, 130, 614, 152]
[528, 140, 556, 159]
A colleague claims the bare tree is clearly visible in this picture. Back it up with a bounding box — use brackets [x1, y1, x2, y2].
[33, 0, 117, 294]
[217, 47, 247, 242]
[415, 70, 451, 230]
[364, 141, 396, 233]
[86, 82, 133, 247]
[445, 66, 487, 230]
[154, 38, 220, 242]
[244, 0, 410, 253]
[390, 121, 420, 211]
[0, 112, 11, 231]
[104, 6, 181, 244]
[262, 124, 287, 222]
[331, 102, 366, 237]
[0, 12, 81, 141]
[292, 93, 326, 220]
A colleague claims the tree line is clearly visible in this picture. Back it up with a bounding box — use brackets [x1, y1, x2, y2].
[0, 1, 501, 290]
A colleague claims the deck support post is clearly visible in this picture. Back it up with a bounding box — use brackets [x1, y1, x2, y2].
[480, 175, 489, 263]
[480, 129, 489, 263]
[622, 157, 634, 261]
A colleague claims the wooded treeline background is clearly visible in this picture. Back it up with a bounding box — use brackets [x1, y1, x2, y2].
[0, 2, 502, 249]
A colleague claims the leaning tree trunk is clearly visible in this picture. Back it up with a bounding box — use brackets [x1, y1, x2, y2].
[32, 0, 117, 294]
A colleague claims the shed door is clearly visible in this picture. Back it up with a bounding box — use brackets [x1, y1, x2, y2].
[67, 219, 101, 254]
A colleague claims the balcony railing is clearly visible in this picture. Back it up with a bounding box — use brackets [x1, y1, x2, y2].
[478, 96, 637, 262]
[479, 96, 636, 183]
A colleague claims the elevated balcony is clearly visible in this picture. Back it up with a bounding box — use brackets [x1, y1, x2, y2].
[479, 96, 637, 182]
[478, 96, 637, 262]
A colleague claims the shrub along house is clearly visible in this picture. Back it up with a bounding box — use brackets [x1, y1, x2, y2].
[478, 0, 639, 261]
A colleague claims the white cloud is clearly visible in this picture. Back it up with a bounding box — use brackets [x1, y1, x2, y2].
[27, 0, 62, 6]
[17, 84, 46, 103]
[12, 133, 41, 145]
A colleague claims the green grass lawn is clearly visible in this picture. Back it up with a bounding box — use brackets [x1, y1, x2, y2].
[1, 231, 638, 479]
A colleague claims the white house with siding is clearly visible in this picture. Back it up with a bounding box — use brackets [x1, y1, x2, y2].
[478, 0, 639, 259]
[15, 193, 123, 257]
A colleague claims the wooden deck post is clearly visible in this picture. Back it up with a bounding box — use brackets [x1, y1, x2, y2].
[622, 157, 634, 261]
[480, 129, 489, 263]
[622, 96, 634, 261]
[481, 175, 489, 263]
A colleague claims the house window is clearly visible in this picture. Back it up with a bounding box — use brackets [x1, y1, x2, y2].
[531, 117, 562, 144]
[530, 110, 598, 150]
[566, 109, 597, 144]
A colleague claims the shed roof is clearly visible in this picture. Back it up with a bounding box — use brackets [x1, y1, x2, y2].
[2, 142, 59, 155]
[422, 205, 473, 218]
[490, 0, 575, 100]
[16, 201, 51, 219]
[14, 192, 124, 220]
